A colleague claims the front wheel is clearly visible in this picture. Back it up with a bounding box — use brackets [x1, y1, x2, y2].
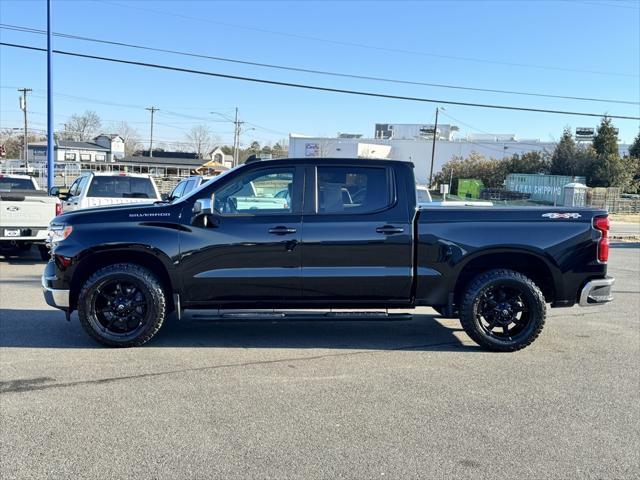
[459, 269, 546, 352]
[78, 263, 166, 347]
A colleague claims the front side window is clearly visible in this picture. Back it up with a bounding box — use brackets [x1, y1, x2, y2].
[170, 181, 187, 199]
[214, 169, 294, 215]
[87, 177, 156, 198]
[316, 166, 390, 214]
[67, 178, 82, 197]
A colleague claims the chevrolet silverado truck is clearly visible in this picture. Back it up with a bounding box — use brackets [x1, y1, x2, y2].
[1, 174, 61, 259]
[42, 158, 614, 350]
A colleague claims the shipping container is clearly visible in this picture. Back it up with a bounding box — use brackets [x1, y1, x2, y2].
[505, 173, 586, 205]
[457, 178, 484, 199]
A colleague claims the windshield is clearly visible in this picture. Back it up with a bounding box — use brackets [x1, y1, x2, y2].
[173, 165, 241, 203]
[0, 177, 36, 191]
[87, 176, 157, 199]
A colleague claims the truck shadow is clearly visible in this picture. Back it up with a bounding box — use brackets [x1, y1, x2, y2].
[0, 309, 479, 352]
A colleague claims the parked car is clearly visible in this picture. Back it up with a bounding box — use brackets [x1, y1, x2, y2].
[167, 175, 212, 201]
[43, 158, 613, 350]
[0, 174, 61, 259]
[52, 172, 160, 212]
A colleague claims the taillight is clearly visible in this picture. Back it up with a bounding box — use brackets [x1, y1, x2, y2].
[55, 200, 62, 216]
[594, 215, 609, 263]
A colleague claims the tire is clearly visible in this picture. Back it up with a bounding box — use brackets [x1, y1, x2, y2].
[78, 263, 166, 347]
[38, 245, 50, 261]
[459, 269, 546, 352]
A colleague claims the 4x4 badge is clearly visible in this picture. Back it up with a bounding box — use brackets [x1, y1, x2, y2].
[542, 213, 581, 219]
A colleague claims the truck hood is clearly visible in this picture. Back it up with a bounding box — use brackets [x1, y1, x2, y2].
[54, 201, 181, 225]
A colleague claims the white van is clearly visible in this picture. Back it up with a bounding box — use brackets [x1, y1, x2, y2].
[56, 172, 161, 212]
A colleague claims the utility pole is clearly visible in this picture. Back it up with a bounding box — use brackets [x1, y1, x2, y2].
[18, 88, 32, 169]
[428, 106, 444, 187]
[232, 107, 244, 167]
[146, 106, 158, 158]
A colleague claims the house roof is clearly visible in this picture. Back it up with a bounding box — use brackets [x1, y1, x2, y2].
[94, 134, 123, 141]
[29, 141, 110, 151]
[120, 155, 204, 167]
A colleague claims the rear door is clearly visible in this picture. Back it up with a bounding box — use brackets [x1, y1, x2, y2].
[301, 164, 414, 303]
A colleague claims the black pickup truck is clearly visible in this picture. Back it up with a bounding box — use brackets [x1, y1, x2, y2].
[43, 158, 614, 351]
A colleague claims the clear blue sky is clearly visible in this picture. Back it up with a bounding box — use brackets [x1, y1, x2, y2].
[1, 0, 639, 150]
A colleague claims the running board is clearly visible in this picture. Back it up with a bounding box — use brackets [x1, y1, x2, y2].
[189, 310, 413, 322]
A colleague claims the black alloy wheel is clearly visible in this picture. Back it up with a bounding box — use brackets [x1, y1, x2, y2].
[78, 263, 166, 347]
[459, 269, 546, 352]
[90, 278, 149, 337]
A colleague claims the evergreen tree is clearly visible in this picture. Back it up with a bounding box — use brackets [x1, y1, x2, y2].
[592, 117, 619, 157]
[629, 130, 640, 159]
[588, 117, 631, 189]
[550, 127, 578, 175]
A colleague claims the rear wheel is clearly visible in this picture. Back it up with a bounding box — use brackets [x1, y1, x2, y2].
[78, 263, 166, 347]
[459, 269, 545, 352]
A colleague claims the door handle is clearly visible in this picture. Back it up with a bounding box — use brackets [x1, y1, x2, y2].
[268, 226, 297, 235]
[376, 225, 404, 235]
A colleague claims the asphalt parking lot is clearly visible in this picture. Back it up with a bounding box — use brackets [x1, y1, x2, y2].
[1, 245, 639, 479]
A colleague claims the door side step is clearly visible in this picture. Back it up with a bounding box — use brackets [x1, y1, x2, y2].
[189, 310, 413, 322]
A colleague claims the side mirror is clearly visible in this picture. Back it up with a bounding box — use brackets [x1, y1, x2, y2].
[49, 186, 60, 197]
[192, 193, 218, 228]
[192, 196, 214, 216]
[161, 193, 170, 201]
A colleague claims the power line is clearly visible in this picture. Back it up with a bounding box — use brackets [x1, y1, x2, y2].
[2, 42, 638, 121]
[98, 0, 638, 79]
[2, 23, 637, 106]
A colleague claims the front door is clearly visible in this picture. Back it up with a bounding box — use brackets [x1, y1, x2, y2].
[301, 164, 414, 304]
[179, 165, 303, 305]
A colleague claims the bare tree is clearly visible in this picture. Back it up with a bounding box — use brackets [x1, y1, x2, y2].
[110, 121, 142, 156]
[64, 111, 102, 141]
[185, 125, 215, 159]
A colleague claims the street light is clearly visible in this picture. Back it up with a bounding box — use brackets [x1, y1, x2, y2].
[428, 106, 445, 188]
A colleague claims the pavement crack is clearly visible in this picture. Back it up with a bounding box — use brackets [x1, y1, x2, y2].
[0, 340, 461, 395]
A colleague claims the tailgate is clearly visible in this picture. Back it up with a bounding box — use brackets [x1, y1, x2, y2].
[0, 194, 57, 228]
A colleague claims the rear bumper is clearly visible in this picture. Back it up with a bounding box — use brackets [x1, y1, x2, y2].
[42, 273, 69, 309]
[579, 277, 614, 306]
[0, 227, 48, 242]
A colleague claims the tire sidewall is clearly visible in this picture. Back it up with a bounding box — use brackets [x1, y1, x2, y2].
[78, 264, 165, 347]
[461, 271, 546, 351]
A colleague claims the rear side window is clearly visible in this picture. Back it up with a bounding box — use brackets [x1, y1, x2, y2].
[0, 177, 36, 191]
[87, 177, 156, 199]
[316, 166, 390, 214]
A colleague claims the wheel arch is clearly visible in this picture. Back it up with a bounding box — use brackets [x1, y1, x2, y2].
[69, 247, 176, 312]
[453, 248, 559, 305]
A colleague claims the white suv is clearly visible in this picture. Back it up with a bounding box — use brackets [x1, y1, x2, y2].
[57, 172, 161, 212]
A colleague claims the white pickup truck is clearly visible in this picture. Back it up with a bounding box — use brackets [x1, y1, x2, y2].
[0, 174, 61, 259]
[53, 172, 161, 212]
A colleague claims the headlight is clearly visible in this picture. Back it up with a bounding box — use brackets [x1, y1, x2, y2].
[48, 223, 73, 243]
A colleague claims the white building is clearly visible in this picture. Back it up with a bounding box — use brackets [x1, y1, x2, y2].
[290, 124, 631, 185]
[290, 134, 555, 184]
[27, 134, 125, 164]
